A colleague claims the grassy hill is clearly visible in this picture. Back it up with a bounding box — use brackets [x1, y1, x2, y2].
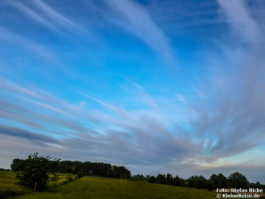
[6, 176, 216, 199]
[3, 171, 264, 199]
[0, 171, 26, 198]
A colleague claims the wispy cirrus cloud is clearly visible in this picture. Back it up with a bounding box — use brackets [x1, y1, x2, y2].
[6, 0, 102, 45]
[0, 25, 58, 62]
[0, 77, 93, 120]
[0, 76, 200, 169]
[0, 76, 93, 136]
[31, 0, 86, 35]
[103, 0, 176, 64]
[217, 0, 262, 44]
[7, 1, 59, 33]
[186, 0, 265, 164]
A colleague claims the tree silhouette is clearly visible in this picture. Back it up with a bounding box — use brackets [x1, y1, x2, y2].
[16, 153, 57, 192]
[209, 173, 227, 189]
[228, 172, 249, 188]
[149, 176, 156, 183]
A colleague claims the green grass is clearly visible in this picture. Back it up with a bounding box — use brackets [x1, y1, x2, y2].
[9, 176, 217, 199]
[48, 173, 76, 186]
[2, 171, 264, 199]
[0, 171, 21, 190]
[0, 171, 28, 198]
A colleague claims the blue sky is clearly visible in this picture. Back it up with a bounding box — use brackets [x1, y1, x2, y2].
[1, 0, 265, 182]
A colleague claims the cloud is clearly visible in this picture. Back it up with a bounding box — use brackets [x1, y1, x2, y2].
[1, 73, 265, 182]
[0, 134, 65, 169]
[7, 1, 59, 33]
[82, 94, 128, 117]
[31, 0, 86, 34]
[103, 0, 176, 64]
[0, 76, 200, 169]
[0, 77, 97, 136]
[217, 0, 262, 44]
[6, 0, 102, 46]
[0, 77, 70, 117]
[0, 25, 58, 62]
[184, 0, 265, 162]
[0, 125, 58, 145]
[121, 80, 159, 109]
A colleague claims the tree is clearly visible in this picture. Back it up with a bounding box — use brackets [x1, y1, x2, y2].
[111, 165, 131, 178]
[156, 174, 166, 184]
[166, 173, 174, 185]
[149, 176, 156, 183]
[228, 172, 249, 188]
[173, 175, 181, 186]
[187, 176, 195, 187]
[208, 173, 227, 190]
[195, 176, 208, 188]
[256, 181, 261, 188]
[10, 159, 25, 171]
[16, 153, 56, 192]
[187, 175, 208, 188]
[217, 173, 228, 188]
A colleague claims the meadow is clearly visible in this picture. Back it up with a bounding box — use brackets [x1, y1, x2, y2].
[0, 171, 217, 199]
[0, 171, 26, 198]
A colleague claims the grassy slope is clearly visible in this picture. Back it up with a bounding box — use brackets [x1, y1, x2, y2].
[0, 171, 22, 191]
[11, 177, 217, 199]
[0, 171, 27, 198]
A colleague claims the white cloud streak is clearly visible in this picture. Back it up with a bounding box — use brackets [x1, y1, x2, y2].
[0, 25, 58, 62]
[217, 0, 262, 44]
[183, 0, 265, 163]
[7, 1, 59, 33]
[31, 0, 86, 34]
[103, 0, 176, 64]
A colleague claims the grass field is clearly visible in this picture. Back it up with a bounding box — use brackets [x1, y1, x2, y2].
[6, 176, 216, 199]
[3, 171, 263, 199]
[0, 171, 27, 198]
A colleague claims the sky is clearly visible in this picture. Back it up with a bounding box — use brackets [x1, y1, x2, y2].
[0, 0, 265, 183]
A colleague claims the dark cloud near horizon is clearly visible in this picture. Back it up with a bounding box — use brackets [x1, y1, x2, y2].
[0, 125, 58, 145]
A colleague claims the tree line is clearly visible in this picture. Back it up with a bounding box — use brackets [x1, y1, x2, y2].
[11, 156, 131, 179]
[146, 172, 265, 190]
